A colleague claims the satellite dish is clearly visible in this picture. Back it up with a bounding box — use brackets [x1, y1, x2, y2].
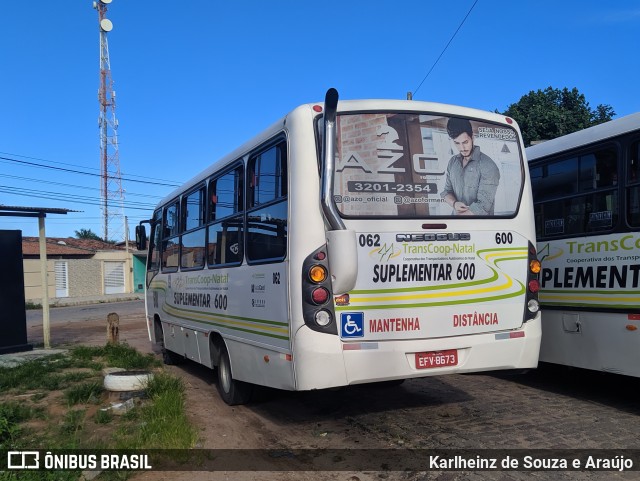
[100, 19, 113, 32]
[100, 0, 113, 4]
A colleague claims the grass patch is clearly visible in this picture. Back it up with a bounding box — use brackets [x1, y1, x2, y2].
[64, 381, 104, 405]
[71, 344, 159, 370]
[0, 343, 196, 461]
[114, 372, 197, 449]
[95, 408, 113, 424]
[0, 402, 34, 445]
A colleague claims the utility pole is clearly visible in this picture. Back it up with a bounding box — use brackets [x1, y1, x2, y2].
[94, 0, 125, 242]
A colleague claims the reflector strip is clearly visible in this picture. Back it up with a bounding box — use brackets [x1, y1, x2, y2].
[495, 331, 525, 340]
[279, 353, 293, 361]
[628, 314, 640, 320]
[342, 342, 379, 351]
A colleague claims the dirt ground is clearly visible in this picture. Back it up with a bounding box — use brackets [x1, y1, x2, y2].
[27, 312, 388, 481]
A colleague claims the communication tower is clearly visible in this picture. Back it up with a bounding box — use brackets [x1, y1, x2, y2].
[94, 0, 125, 242]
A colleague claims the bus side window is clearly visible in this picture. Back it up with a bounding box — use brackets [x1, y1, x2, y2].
[249, 143, 287, 208]
[181, 187, 206, 270]
[162, 201, 180, 271]
[207, 165, 244, 267]
[627, 140, 640, 226]
[247, 141, 288, 263]
[147, 210, 162, 285]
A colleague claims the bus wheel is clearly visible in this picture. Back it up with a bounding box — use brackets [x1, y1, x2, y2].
[217, 345, 252, 405]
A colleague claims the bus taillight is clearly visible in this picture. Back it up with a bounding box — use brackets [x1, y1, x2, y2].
[314, 310, 332, 327]
[302, 245, 338, 335]
[311, 287, 330, 304]
[529, 260, 541, 274]
[524, 241, 540, 322]
[309, 265, 328, 283]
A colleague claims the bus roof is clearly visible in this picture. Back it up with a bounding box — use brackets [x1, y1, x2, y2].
[156, 98, 519, 208]
[526, 111, 640, 162]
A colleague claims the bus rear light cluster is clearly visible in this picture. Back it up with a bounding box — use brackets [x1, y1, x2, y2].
[525, 242, 541, 321]
[302, 245, 338, 335]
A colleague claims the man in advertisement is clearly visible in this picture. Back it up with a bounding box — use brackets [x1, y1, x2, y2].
[441, 118, 500, 215]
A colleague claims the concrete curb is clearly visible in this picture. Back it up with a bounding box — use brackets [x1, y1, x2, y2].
[27, 294, 144, 309]
[0, 348, 68, 368]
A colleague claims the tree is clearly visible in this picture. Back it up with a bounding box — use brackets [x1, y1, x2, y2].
[500, 87, 615, 146]
[75, 228, 103, 241]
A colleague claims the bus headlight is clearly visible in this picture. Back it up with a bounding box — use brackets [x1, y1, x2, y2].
[314, 310, 332, 326]
[527, 299, 540, 313]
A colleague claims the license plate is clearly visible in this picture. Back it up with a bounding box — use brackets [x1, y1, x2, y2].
[415, 349, 458, 369]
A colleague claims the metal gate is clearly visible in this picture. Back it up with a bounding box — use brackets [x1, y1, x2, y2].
[104, 261, 125, 294]
[54, 261, 69, 298]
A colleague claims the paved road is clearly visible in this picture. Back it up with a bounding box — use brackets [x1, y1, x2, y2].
[26, 299, 145, 327]
[20, 301, 640, 480]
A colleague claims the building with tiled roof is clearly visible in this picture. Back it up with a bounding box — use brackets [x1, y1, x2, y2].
[21, 236, 146, 305]
[21, 237, 125, 257]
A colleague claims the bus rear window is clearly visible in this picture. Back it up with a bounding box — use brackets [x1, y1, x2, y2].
[333, 113, 524, 218]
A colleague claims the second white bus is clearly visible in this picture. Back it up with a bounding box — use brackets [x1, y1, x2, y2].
[137, 89, 542, 404]
[527, 112, 640, 377]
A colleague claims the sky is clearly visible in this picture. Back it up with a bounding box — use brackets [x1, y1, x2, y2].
[1, 1, 639, 240]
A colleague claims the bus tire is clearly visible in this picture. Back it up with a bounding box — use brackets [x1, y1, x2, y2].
[217, 344, 252, 405]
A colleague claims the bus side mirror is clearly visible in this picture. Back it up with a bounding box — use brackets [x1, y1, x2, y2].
[135, 225, 147, 251]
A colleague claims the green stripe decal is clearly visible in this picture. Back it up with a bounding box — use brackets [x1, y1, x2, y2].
[338, 245, 528, 311]
[148, 279, 289, 341]
[162, 303, 289, 341]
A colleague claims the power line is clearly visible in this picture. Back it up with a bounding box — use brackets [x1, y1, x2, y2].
[412, 0, 479, 97]
[0, 185, 156, 211]
[0, 155, 181, 187]
[0, 150, 181, 186]
[0, 173, 164, 200]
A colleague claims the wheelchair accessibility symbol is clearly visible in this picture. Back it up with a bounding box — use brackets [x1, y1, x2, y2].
[341, 312, 364, 338]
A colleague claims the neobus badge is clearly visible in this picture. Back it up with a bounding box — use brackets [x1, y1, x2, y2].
[396, 233, 471, 242]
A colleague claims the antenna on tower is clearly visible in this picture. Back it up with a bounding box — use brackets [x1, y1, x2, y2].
[94, 0, 125, 242]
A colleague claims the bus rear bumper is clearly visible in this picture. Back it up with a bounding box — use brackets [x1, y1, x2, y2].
[293, 315, 541, 389]
[341, 316, 542, 385]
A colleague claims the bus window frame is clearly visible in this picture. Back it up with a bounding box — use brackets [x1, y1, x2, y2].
[146, 209, 162, 285]
[207, 161, 245, 269]
[245, 135, 288, 266]
[180, 183, 207, 272]
[624, 135, 640, 229]
[324, 110, 526, 220]
[161, 199, 181, 273]
[532, 141, 622, 241]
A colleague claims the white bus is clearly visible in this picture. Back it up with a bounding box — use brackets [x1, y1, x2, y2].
[136, 89, 541, 405]
[527, 112, 640, 377]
